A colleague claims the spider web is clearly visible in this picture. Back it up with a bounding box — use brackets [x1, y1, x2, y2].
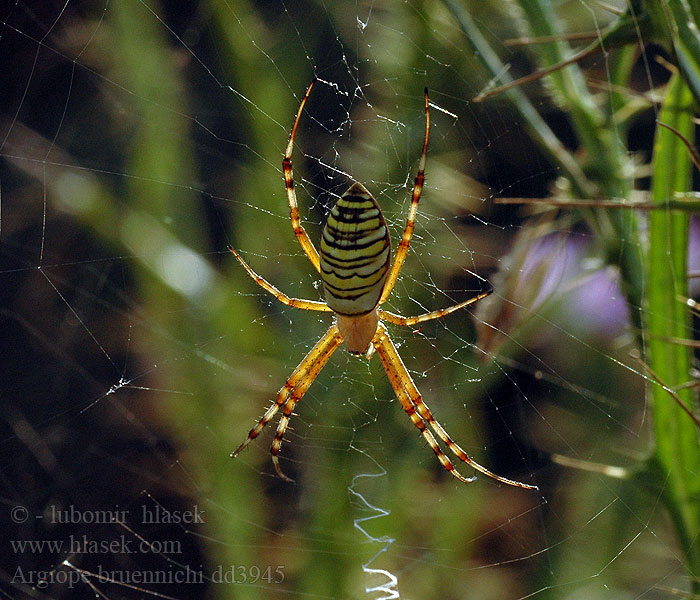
[0, 1, 697, 599]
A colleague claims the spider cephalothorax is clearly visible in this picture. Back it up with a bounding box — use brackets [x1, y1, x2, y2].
[229, 80, 537, 490]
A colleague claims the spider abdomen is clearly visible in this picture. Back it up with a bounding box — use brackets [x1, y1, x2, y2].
[320, 182, 391, 315]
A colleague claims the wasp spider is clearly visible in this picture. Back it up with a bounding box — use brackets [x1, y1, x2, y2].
[229, 80, 536, 489]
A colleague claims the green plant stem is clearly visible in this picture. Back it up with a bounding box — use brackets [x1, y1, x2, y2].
[646, 72, 700, 587]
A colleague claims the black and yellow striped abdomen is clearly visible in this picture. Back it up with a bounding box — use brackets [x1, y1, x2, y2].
[320, 182, 391, 316]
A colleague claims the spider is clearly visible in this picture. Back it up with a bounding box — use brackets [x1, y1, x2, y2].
[229, 80, 537, 490]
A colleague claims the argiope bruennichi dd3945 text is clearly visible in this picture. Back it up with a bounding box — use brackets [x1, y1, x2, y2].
[229, 80, 537, 490]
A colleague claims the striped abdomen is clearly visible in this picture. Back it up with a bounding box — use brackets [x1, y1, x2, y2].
[320, 182, 391, 316]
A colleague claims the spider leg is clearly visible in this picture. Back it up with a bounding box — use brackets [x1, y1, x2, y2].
[372, 324, 477, 484]
[283, 79, 322, 273]
[379, 88, 430, 304]
[373, 324, 537, 489]
[232, 324, 343, 475]
[378, 289, 491, 326]
[270, 332, 342, 481]
[228, 246, 331, 312]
